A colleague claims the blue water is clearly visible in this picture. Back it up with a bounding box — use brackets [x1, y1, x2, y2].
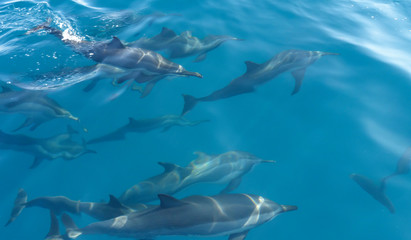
[0, 0, 411, 239]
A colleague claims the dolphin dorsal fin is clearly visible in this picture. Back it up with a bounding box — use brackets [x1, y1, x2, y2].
[159, 27, 177, 39]
[108, 195, 124, 208]
[128, 117, 137, 124]
[193, 151, 209, 159]
[46, 211, 60, 237]
[158, 194, 186, 208]
[108, 37, 125, 49]
[244, 61, 260, 73]
[158, 162, 181, 173]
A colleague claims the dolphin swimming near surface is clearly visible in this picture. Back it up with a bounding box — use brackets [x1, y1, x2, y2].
[0, 85, 79, 131]
[129, 27, 242, 62]
[27, 21, 202, 97]
[60, 193, 297, 240]
[87, 114, 209, 144]
[350, 173, 395, 213]
[0, 126, 95, 168]
[5, 189, 143, 226]
[181, 49, 338, 115]
[119, 151, 274, 206]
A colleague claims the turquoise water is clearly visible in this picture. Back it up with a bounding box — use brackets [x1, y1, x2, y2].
[0, 0, 411, 239]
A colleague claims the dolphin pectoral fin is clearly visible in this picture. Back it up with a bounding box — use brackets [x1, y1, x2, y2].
[228, 230, 249, 240]
[291, 68, 306, 95]
[13, 118, 35, 132]
[29, 157, 43, 169]
[140, 81, 156, 98]
[135, 73, 155, 83]
[193, 53, 207, 62]
[83, 79, 99, 92]
[46, 211, 60, 238]
[220, 177, 242, 193]
[5, 189, 27, 227]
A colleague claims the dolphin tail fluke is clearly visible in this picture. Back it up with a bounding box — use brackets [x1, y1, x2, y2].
[5, 189, 27, 227]
[181, 94, 199, 116]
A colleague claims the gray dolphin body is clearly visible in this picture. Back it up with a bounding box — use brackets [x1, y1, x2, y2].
[129, 27, 241, 62]
[0, 126, 95, 168]
[63, 193, 297, 240]
[30, 23, 202, 97]
[118, 151, 274, 206]
[350, 173, 395, 213]
[87, 114, 208, 144]
[182, 49, 338, 115]
[0, 86, 78, 131]
[5, 189, 139, 226]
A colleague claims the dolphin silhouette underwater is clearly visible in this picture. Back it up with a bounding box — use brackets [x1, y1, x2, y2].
[350, 146, 411, 213]
[0, 126, 95, 168]
[27, 21, 202, 97]
[0, 85, 78, 131]
[119, 151, 275, 206]
[129, 27, 242, 62]
[181, 49, 338, 115]
[5, 189, 147, 226]
[57, 193, 297, 240]
[88, 114, 208, 144]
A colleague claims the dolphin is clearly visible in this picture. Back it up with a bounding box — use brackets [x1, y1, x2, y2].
[129, 27, 242, 62]
[181, 49, 338, 115]
[0, 85, 79, 131]
[87, 115, 208, 144]
[28, 21, 202, 97]
[0, 126, 95, 168]
[350, 173, 395, 213]
[61, 193, 297, 240]
[118, 162, 192, 207]
[5, 189, 142, 226]
[45, 211, 62, 240]
[118, 151, 274, 206]
[184, 151, 275, 193]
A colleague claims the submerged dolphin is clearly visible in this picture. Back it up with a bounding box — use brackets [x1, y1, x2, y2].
[61, 193, 297, 240]
[350, 173, 395, 213]
[0, 126, 95, 168]
[0, 85, 78, 131]
[5, 189, 142, 226]
[129, 27, 241, 62]
[181, 49, 338, 115]
[88, 115, 208, 144]
[28, 21, 202, 97]
[119, 151, 274, 206]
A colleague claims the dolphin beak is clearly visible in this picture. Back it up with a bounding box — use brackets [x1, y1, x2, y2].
[280, 205, 298, 213]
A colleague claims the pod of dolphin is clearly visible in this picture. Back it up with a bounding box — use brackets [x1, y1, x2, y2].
[2, 8, 409, 240]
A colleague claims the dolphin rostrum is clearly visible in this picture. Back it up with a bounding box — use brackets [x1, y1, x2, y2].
[0, 126, 95, 168]
[181, 49, 338, 115]
[0, 85, 78, 131]
[119, 151, 274, 206]
[28, 21, 202, 97]
[5, 189, 143, 226]
[350, 173, 395, 213]
[62, 193, 297, 240]
[129, 27, 242, 62]
[88, 115, 208, 144]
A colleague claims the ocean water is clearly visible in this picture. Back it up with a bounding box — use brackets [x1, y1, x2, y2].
[0, 0, 410, 239]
